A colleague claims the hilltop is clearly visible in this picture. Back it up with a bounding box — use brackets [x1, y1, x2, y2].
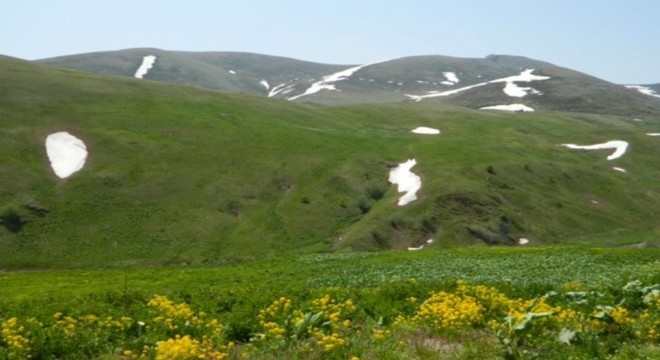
[1, 55, 660, 269]
[37, 49, 660, 116]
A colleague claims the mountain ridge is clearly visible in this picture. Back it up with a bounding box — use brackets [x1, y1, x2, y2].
[35, 48, 660, 116]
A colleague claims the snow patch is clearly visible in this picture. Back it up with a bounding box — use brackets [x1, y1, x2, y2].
[561, 140, 629, 160]
[411, 127, 440, 135]
[268, 83, 295, 97]
[260, 80, 269, 90]
[625, 85, 660, 98]
[407, 245, 424, 251]
[518, 238, 530, 245]
[388, 159, 422, 206]
[288, 63, 373, 101]
[134, 55, 156, 79]
[228, 70, 236, 75]
[502, 82, 542, 97]
[492, 69, 551, 83]
[406, 69, 549, 101]
[633, 118, 643, 122]
[647, 133, 660, 136]
[45, 132, 88, 179]
[443, 72, 460, 84]
[480, 104, 534, 112]
[612, 167, 627, 173]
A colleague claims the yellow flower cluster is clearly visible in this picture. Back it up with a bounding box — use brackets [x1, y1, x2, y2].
[310, 294, 355, 331]
[506, 298, 559, 324]
[609, 306, 633, 325]
[53, 312, 79, 336]
[312, 330, 347, 352]
[371, 327, 390, 340]
[149, 295, 195, 322]
[455, 281, 517, 316]
[256, 294, 355, 352]
[310, 294, 354, 351]
[1, 317, 30, 357]
[257, 297, 292, 340]
[153, 336, 233, 360]
[155, 335, 203, 360]
[413, 290, 484, 331]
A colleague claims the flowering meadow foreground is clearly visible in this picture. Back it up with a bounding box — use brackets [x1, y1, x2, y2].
[1, 248, 658, 359]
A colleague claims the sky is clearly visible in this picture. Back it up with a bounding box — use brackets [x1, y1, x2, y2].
[2, 0, 659, 84]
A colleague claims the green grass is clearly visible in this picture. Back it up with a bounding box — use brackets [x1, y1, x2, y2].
[2, 246, 658, 303]
[2, 56, 660, 269]
[2, 56, 660, 357]
[0, 247, 658, 359]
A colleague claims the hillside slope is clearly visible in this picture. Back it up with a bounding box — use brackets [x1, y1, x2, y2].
[2, 56, 660, 269]
[37, 49, 660, 115]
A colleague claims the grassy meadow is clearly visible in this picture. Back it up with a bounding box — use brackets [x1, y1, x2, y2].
[1, 56, 659, 358]
[2, 56, 659, 268]
[1, 247, 659, 359]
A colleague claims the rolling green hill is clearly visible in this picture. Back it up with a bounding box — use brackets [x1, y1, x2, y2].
[1, 55, 660, 269]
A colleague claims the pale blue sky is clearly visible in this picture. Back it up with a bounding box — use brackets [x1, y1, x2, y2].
[2, 0, 658, 83]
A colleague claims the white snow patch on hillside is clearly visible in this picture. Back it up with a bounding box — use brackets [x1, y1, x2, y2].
[443, 72, 460, 84]
[288, 63, 371, 101]
[625, 85, 660, 98]
[407, 245, 424, 251]
[647, 133, 660, 136]
[411, 127, 440, 135]
[45, 132, 88, 179]
[480, 104, 535, 112]
[561, 140, 629, 160]
[503, 82, 542, 97]
[518, 238, 530, 245]
[134, 55, 156, 79]
[612, 167, 627, 173]
[268, 83, 295, 97]
[228, 70, 236, 74]
[406, 82, 488, 101]
[260, 80, 270, 90]
[406, 69, 549, 101]
[491, 69, 551, 83]
[388, 159, 422, 206]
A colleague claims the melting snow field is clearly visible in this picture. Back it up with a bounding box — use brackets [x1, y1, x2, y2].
[443, 72, 460, 85]
[388, 159, 422, 206]
[406, 69, 549, 101]
[625, 85, 660, 98]
[45, 132, 88, 179]
[411, 127, 440, 135]
[480, 104, 535, 112]
[288, 63, 371, 101]
[502, 82, 542, 97]
[134, 55, 156, 79]
[561, 140, 629, 160]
